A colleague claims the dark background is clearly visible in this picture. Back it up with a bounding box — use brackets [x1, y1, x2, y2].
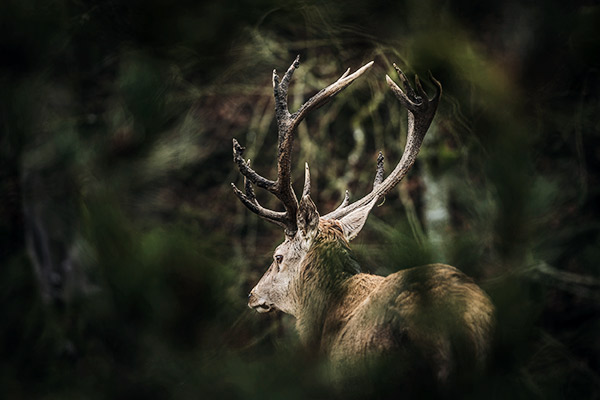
[1, 0, 599, 398]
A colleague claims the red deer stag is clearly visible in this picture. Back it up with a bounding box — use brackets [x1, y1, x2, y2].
[231, 56, 494, 386]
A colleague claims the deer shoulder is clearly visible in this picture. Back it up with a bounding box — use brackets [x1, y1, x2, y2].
[326, 264, 494, 381]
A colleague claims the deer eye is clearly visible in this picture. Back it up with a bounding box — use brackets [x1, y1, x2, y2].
[275, 255, 283, 264]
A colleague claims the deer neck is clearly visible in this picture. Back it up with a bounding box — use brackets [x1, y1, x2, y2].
[292, 235, 361, 350]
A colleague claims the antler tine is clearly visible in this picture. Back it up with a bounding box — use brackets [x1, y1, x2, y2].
[393, 63, 418, 101]
[292, 61, 374, 130]
[374, 151, 385, 187]
[332, 190, 351, 214]
[273, 55, 300, 128]
[279, 55, 300, 100]
[324, 65, 441, 220]
[232, 139, 276, 191]
[244, 159, 256, 197]
[302, 162, 311, 198]
[231, 183, 288, 229]
[228, 159, 288, 228]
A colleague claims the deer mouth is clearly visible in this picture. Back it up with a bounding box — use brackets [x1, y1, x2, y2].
[248, 297, 273, 313]
[248, 294, 273, 313]
[253, 303, 272, 313]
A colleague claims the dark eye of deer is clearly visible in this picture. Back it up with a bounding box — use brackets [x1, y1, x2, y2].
[275, 255, 283, 264]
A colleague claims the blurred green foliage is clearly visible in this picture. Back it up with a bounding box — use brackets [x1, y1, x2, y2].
[1, 0, 599, 398]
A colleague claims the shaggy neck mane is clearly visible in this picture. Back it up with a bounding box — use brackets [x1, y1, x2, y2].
[293, 219, 360, 349]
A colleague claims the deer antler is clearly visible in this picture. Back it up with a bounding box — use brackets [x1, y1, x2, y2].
[324, 64, 442, 220]
[232, 56, 374, 237]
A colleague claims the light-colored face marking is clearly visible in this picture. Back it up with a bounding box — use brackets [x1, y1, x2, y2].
[247, 230, 313, 316]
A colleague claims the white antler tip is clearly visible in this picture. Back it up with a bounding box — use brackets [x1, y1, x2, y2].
[385, 75, 402, 91]
[357, 61, 374, 73]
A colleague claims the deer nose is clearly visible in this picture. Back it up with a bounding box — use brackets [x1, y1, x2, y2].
[248, 290, 256, 306]
[248, 291, 271, 313]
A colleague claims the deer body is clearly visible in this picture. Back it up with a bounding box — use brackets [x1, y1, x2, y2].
[233, 56, 495, 385]
[279, 220, 494, 382]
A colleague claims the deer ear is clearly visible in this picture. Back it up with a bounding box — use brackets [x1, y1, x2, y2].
[338, 198, 378, 241]
[297, 195, 320, 238]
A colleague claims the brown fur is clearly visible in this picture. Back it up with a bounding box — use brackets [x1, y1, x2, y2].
[294, 221, 495, 384]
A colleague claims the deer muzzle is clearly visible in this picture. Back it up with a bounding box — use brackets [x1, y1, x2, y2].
[248, 291, 272, 313]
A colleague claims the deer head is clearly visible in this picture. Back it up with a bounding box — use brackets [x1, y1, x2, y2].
[231, 56, 441, 316]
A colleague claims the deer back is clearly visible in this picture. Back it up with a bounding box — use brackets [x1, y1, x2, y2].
[326, 263, 495, 383]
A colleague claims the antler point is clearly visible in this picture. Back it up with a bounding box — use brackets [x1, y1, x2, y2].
[302, 162, 311, 198]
